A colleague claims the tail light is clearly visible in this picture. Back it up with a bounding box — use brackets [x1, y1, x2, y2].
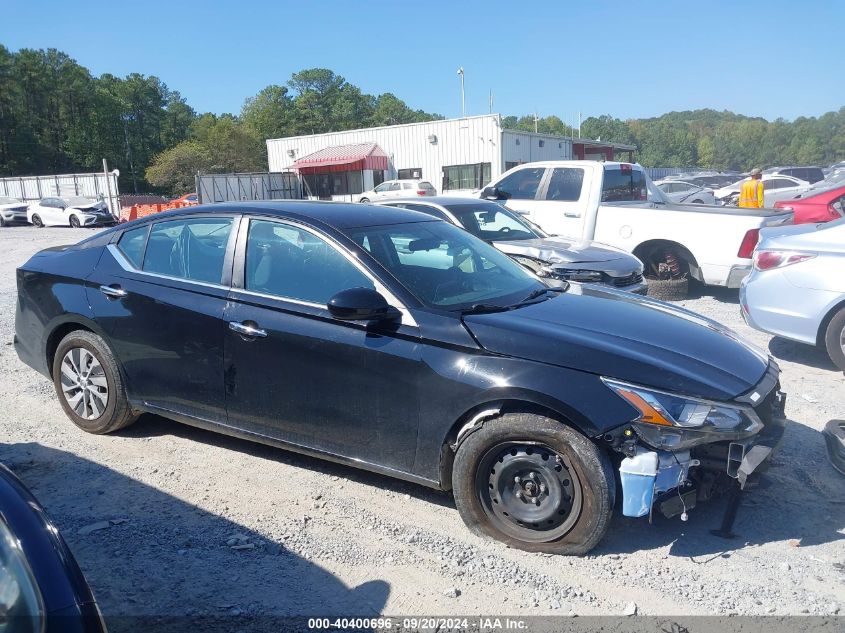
[753, 250, 815, 271]
[829, 203, 844, 219]
[416, 190, 426, 196]
[737, 228, 760, 258]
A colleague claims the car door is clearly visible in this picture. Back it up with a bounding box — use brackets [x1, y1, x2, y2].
[87, 214, 237, 422]
[40, 198, 63, 226]
[223, 216, 424, 471]
[531, 166, 590, 238]
[371, 182, 394, 201]
[764, 178, 804, 206]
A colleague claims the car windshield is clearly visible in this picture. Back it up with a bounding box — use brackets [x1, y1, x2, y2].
[444, 202, 543, 242]
[345, 220, 544, 310]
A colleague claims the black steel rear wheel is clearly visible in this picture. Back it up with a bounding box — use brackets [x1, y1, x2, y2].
[452, 413, 615, 555]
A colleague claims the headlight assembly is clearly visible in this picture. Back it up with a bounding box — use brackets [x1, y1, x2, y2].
[602, 378, 763, 449]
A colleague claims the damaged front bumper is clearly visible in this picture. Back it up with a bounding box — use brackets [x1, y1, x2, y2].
[610, 364, 788, 520]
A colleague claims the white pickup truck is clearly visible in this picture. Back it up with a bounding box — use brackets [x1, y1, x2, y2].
[480, 161, 794, 298]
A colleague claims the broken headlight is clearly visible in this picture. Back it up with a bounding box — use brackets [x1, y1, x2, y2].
[602, 378, 763, 449]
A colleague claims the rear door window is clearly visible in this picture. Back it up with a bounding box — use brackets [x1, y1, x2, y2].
[766, 178, 794, 190]
[601, 167, 648, 202]
[544, 168, 585, 201]
[143, 218, 233, 284]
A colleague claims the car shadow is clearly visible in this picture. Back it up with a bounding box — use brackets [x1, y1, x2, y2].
[685, 281, 740, 304]
[594, 418, 844, 559]
[122, 413, 842, 561]
[0, 442, 390, 632]
[119, 414, 456, 510]
[768, 336, 841, 372]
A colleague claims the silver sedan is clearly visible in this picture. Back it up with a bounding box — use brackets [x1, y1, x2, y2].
[740, 217, 845, 370]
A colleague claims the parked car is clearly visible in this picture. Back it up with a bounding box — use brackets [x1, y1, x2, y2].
[27, 197, 117, 228]
[0, 462, 107, 632]
[773, 184, 845, 224]
[174, 192, 198, 205]
[714, 174, 811, 207]
[358, 179, 436, 203]
[0, 196, 29, 227]
[15, 202, 787, 555]
[654, 180, 716, 204]
[763, 166, 825, 184]
[741, 217, 845, 370]
[479, 161, 793, 298]
[377, 197, 647, 294]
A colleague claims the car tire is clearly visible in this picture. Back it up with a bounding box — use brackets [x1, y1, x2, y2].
[646, 276, 689, 301]
[452, 413, 615, 555]
[823, 307, 845, 371]
[52, 330, 138, 434]
[69, 215, 80, 228]
[359, 198, 370, 203]
[0, 217, 5, 228]
[31, 214, 43, 228]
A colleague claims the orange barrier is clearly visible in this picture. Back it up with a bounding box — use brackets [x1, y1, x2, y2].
[120, 199, 199, 223]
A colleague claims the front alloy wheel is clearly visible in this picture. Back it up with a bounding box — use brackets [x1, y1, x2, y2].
[70, 215, 81, 228]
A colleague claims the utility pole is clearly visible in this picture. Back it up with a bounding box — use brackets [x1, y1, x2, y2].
[121, 113, 138, 194]
[533, 112, 539, 134]
[457, 67, 465, 117]
[489, 89, 493, 114]
[578, 112, 582, 139]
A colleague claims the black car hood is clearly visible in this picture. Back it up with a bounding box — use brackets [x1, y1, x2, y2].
[462, 285, 769, 401]
[493, 236, 631, 265]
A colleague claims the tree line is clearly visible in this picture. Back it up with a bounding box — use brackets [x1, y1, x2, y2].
[506, 109, 845, 171]
[1, 45, 843, 195]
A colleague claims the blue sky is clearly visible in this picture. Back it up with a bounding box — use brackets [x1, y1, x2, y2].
[2, 0, 843, 123]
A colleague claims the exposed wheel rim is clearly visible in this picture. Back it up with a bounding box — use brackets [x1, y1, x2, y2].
[70, 216, 80, 227]
[60, 347, 109, 420]
[840, 324, 845, 356]
[476, 442, 582, 543]
[32, 215, 42, 227]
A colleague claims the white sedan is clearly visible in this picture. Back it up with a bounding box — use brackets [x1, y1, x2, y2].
[714, 175, 811, 207]
[0, 197, 29, 227]
[741, 217, 845, 370]
[654, 180, 716, 204]
[358, 179, 436, 203]
[27, 197, 117, 228]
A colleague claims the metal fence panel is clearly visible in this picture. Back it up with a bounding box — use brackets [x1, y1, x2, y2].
[0, 171, 120, 212]
[196, 172, 301, 204]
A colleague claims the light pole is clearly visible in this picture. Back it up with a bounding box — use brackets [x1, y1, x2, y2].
[457, 67, 465, 117]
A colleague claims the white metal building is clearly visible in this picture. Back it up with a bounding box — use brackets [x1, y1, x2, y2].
[266, 114, 634, 201]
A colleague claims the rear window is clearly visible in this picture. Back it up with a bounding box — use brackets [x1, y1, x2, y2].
[602, 167, 648, 202]
[419, 181, 436, 192]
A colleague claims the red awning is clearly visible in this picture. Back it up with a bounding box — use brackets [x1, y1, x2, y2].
[292, 142, 389, 174]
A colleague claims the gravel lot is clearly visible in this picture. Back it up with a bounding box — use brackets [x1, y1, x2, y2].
[0, 226, 843, 625]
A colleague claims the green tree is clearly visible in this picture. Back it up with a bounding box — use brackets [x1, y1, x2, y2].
[241, 85, 294, 140]
[146, 140, 212, 194]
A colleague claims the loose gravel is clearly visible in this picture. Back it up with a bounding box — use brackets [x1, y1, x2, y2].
[0, 226, 843, 622]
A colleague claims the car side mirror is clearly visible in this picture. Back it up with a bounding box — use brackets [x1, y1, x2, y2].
[481, 186, 502, 200]
[327, 287, 400, 321]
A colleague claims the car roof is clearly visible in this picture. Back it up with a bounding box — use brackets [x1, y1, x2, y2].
[126, 200, 439, 230]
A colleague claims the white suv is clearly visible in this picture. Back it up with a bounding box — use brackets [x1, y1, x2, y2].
[358, 179, 436, 203]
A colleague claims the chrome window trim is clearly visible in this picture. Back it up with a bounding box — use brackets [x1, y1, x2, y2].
[241, 216, 419, 328]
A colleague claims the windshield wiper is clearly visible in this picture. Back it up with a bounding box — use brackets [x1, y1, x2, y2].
[459, 303, 514, 315]
[517, 286, 567, 304]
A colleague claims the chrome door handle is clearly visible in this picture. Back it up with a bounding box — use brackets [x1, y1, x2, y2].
[99, 285, 127, 298]
[229, 321, 267, 338]
[564, 212, 581, 218]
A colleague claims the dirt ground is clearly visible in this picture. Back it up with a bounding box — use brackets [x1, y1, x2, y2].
[0, 226, 843, 624]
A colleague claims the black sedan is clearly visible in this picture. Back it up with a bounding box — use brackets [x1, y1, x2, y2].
[0, 462, 106, 632]
[378, 197, 647, 294]
[14, 202, 786, 554]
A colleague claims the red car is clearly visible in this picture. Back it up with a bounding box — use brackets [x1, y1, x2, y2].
[773, 184, 845, 224]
